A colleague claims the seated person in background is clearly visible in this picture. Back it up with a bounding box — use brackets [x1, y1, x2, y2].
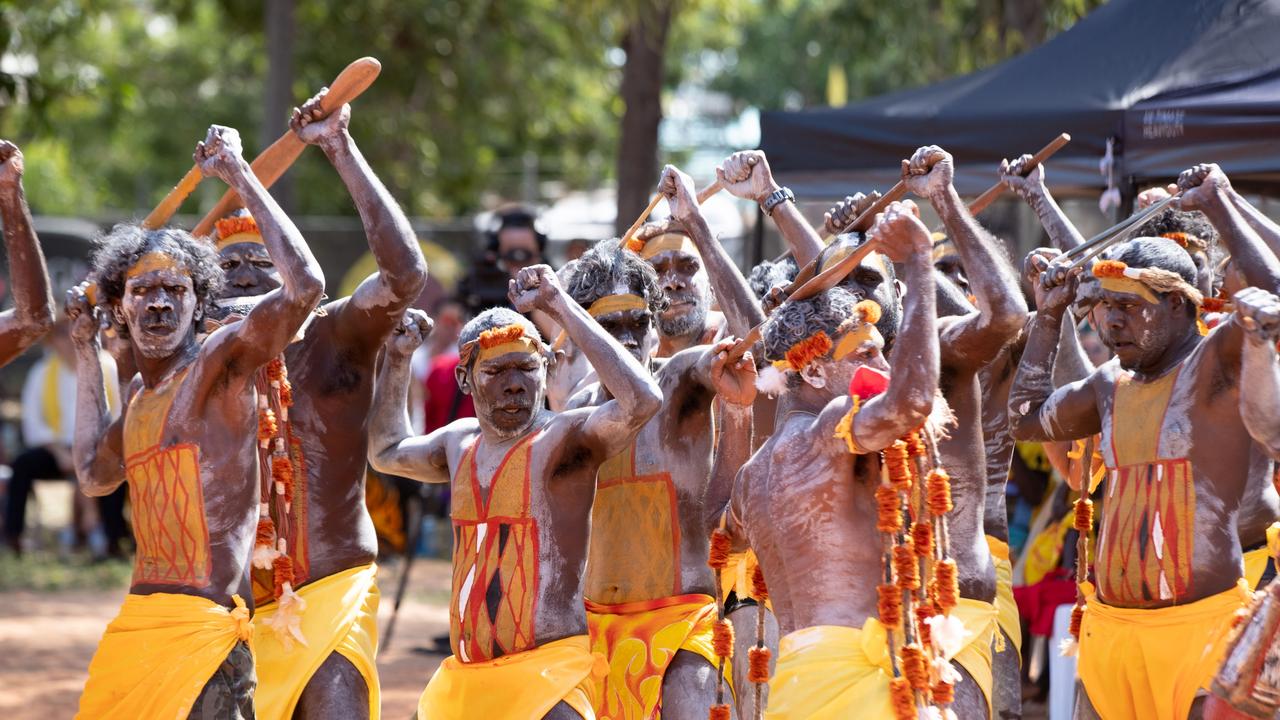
[4, 317, 120, 556]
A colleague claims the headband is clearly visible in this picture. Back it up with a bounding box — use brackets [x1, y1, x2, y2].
[626, 232, 700, 260]
[127, 250, 192, 280]
[774, 300, 883, 371]
[1160, 231, 1206, 253]
[931, 232, 957, 263]
[1092, 259, 1203, 306]
[215, 214, 265, 251]
[587, 293, 648, 318]
[459, 324, 544, 367]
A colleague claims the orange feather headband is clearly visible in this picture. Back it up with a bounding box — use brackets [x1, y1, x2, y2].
[459, 324, 544, 366]
[1092, 259, 1203, 306]
[215, 214, 265, 251]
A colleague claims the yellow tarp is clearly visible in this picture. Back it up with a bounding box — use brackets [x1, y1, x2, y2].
[253, 563, 380, 720]
[77, 592, 253, 720]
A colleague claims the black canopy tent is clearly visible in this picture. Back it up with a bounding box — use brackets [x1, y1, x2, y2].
[759, 0, 1280, 203]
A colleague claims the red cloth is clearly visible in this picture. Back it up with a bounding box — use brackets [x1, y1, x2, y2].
[1013, 569, 1077, 637]
[423, 353, 474, 433]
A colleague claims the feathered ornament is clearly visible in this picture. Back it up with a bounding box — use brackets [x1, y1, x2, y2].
[754, 363, 789, 397]
[924, 613, 970, 661]
[265, 581, 308, 650]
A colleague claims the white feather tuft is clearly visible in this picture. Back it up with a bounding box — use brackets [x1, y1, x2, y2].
[755, 365, 789, 397]
[252, 544, 279, 570]
[1059, 636, 1079, 657]
[265, 583, 308, 650]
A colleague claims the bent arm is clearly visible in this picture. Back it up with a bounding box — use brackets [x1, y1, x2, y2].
[324, 132, 427, 344]
[704, 400, 752, 533]
[847, 249, 939, 451]
[216, 158, 325, 373]
[1008, 310, 1102, 442]
[1229, 188, 1280, 263]
[1203, 191, 1280, 293]
[1241, 333, 1280, 461]
[549, 291, 662, 456]
[367, 349, 452, 483]
[934, 187, 1028, 369]
[0, 180, 53, 364]
[682, 208, 764, 337]
[71, 335, 125, 496]
[1019, 181, 1085, 252]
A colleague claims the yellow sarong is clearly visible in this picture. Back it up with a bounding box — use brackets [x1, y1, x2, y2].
[1077, 579, 1252, 720]
[1243, 522, 1280, 589]
[986, 535, 1023, 655]
[417, 635, 602, 719]
[77, 592, 253, 720]
[586, 593, 730, 719]
[254, 563, 380, 720]
[765, 621, 895, 719]
[951, 598, 998, 716]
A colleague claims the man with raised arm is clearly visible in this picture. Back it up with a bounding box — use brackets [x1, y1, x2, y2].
[0, 140, 55, 367]
[726, 201, 981, 717]
[557, 165, 761, 719]
[1006, 164, 1280, 720]
[208, 90, 428, 720]
[367, 265, 662, 720]
[71, 125, 324, 720]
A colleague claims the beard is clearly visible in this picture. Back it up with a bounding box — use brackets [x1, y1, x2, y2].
[657, 299, 708, 339]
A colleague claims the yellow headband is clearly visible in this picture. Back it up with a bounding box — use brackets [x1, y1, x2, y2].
[459, 324, 544, 367]
[127, 251, 191, 280]
[820, 243, 856, 273]
[215, 215, 265, 251]
[637, 233, 699, 260]
[832, 300, 885, 360]
[931, 232, 957, 263]
[1092, 259, 1202, 306]
[587, 293, 648, 318]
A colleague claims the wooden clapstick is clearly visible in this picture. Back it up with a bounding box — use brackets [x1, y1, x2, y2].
[967, 133, 1071, 216]
[820, 181, 907, 243]
[142, 167, 203, 230]
[622, 159, 749, 243]
[727, 238, 880, 360]
[187, 57, 382, 238]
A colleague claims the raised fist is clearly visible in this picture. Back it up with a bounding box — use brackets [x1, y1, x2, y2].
[709, 338, 757, 406]
[194, 125, 246, 183]
[65, 281, 100, 345]
[715, 150, 771, 204]
[1038, 256, 1082, 318]
[1176, 163, 1232, 213]
[823, 191, 881, 236]
[1022, 247, 1063, 308]
[998, 154, 1046, 202]
[1235, 287, 1280, 344]
[866, 200, 930, 264]
[290, 87, 351, 149]
[0, 140, 24, 188]
[1136, 184, 1177, 211]
[657, 164, 699, 222]
[902, 145, 954, 201]
[508, 264, 564, 314]
[388, 308, 435, 358]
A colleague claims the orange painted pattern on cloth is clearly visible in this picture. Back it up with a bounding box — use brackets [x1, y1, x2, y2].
[1099, 368, 1196, 605]
[450, 431, 541, 662]
[585, 593, 728, 720]
[124, 367, 211, 588]
[585, 442, 682, 604]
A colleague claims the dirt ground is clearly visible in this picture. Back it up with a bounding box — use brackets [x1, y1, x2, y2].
[0, 557, 453, 720]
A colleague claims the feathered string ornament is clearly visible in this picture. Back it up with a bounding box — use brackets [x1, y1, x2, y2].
[1062, 438, 1096, 658]
[749, 564, 771, 720]
[253, 354, 305, 646]
[708, 520, 733, 720]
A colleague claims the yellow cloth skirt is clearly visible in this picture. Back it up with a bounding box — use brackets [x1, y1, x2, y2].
[254, 563, 380, 720]
[951, 597, 999, 716]
[764, 621, 895, 719]
[417, 635, 602, 719]
[585, 593, 729, 719]
[1077, 579, 1252, 720]
[986, 535, 1023, 656]
[1243, 522, 1280, 589]
[76, 592, 253, 720]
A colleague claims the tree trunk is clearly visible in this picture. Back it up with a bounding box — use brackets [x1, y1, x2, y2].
[614, 2, 674, 237]
[263, 0, 295, 212]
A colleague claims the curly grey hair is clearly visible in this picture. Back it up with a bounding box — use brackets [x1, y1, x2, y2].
[560, 238, 669, 314]
[762, 286, 861, 365]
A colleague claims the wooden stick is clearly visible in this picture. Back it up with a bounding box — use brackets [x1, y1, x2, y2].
[142, 166, 204, 230]
[728, 239, 880, 360]
[622, 194, 665, 244]
[188, 57, 383, 238]
[1066, 192, 1181, 270]
[821, 180, 907, 243]
[968, 133, 1071, 216]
